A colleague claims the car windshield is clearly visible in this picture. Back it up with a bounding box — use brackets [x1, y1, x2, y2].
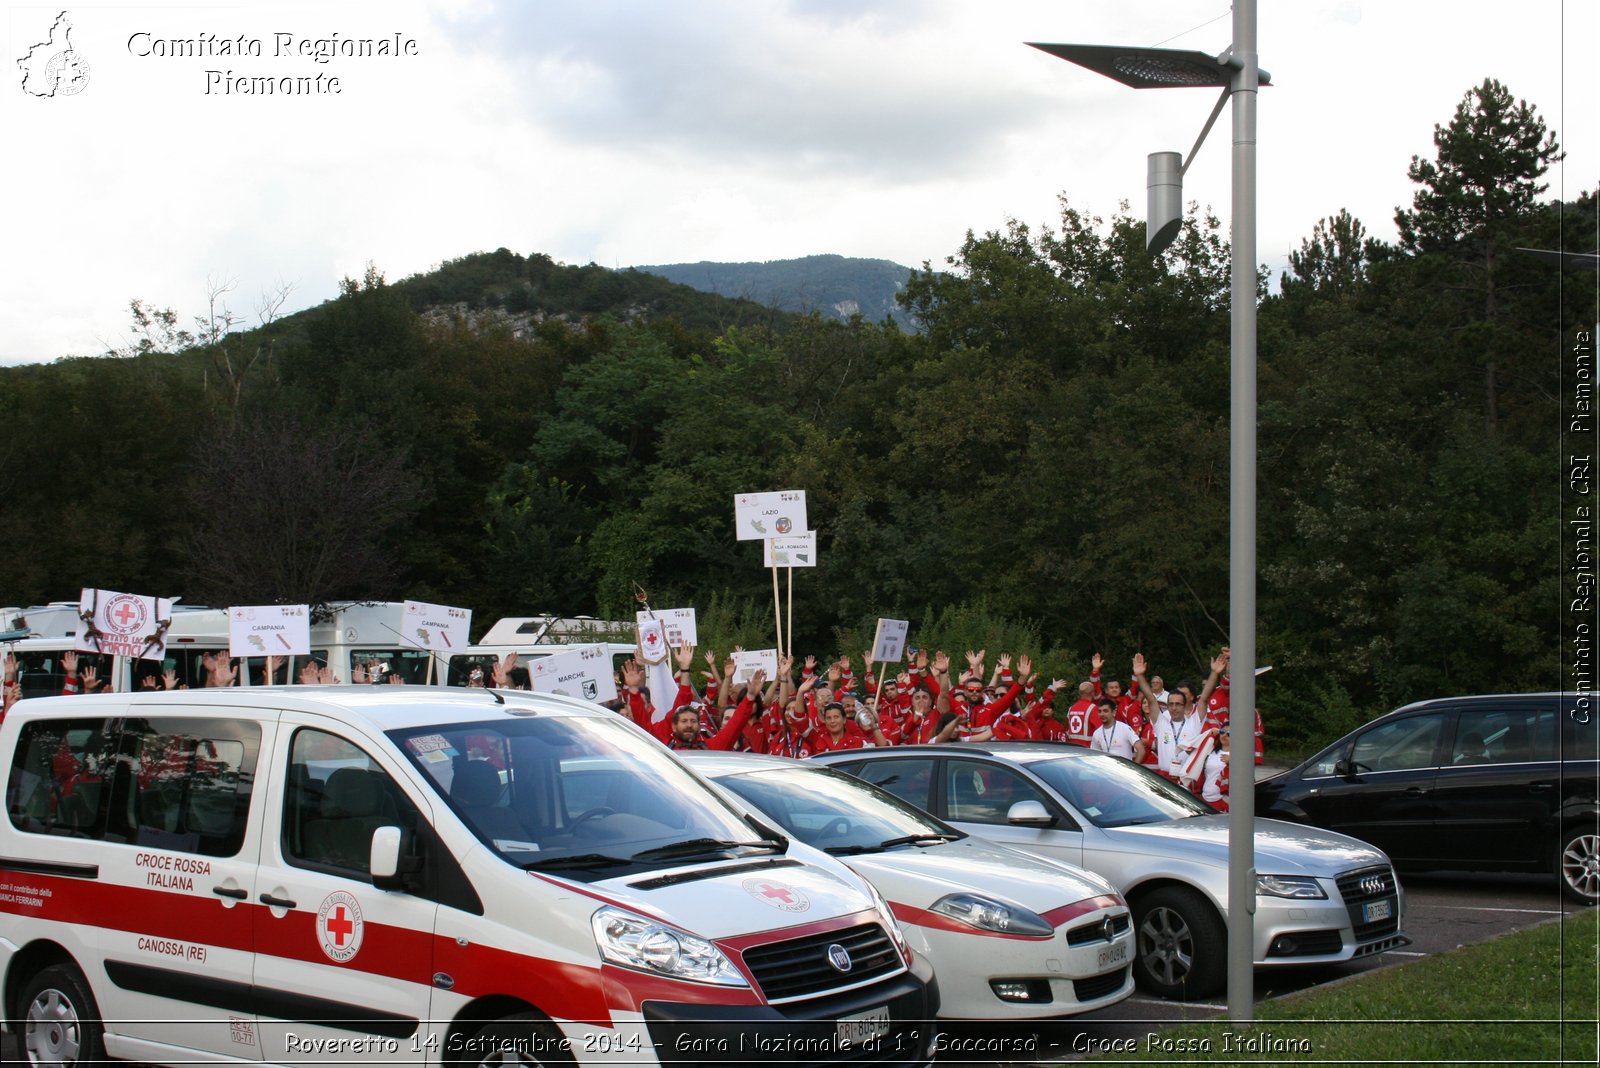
[715, 765, 961, 855]
[1025, 752, 1214, 827]
[389, 716, 777, 881]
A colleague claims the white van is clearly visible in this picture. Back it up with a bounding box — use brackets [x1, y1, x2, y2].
[0, 688, 937, 1066]
[4, 607, 235, 696]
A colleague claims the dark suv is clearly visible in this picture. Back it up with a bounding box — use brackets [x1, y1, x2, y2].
[1256, 693, 1599, 904]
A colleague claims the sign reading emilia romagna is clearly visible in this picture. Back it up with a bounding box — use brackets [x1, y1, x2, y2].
[75, 588, 173, 660]
[228, 605, 311, 658]
[529, 646, 618, 703]
[763, 532, 817, 568]
[400, 599, 472, 651]
[734, 491, 808, 542]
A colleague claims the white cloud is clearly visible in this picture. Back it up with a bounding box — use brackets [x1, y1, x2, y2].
[1, 0, 1594, 364]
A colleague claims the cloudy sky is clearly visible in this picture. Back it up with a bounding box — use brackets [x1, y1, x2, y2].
[3, 0, 1594, 365]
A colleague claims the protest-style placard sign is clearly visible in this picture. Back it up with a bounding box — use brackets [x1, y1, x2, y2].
[635, 608, 697, 647]
[731, 648, 779, 683]
[529, 645, 618, 704]
[870, 618, 909, 664]
[75, 588, 173, 661]
[733, 490, 808, 542]
[228, 605, 311, 657]
[762, 533, 817, 568]
[400, 599, 472, 651]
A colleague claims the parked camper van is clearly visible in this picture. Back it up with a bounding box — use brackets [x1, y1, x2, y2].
[0, 687, 938, 1066]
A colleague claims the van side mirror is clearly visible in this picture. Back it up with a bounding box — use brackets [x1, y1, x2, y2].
[370, 826, 420, 891]
[1007, 800, 1057, 827]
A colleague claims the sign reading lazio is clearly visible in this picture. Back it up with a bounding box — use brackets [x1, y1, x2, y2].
[762, 532, 817, 568]
[228, 604, 311, 658]
[400, 599, 472, 651]
[75, 588, 173, 661]
[635, 607, 697, 647]
[870, 618, 909, 664]
[734, 490, 807, 542]
[529, 645, 618, 703]
[731, 648, 779, 683]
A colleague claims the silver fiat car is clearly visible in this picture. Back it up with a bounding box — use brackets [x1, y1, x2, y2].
[815, 742, 1410, 1000]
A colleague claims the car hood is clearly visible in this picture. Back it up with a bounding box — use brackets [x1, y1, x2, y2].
[840, 837, 1119, 916]
[1103, 815, 1389, 875]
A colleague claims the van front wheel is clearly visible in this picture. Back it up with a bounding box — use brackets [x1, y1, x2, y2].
[454, 1013, 575, 1068]
[15, 964, 105, 1068]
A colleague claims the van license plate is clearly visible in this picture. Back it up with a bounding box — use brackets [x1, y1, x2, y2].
[1098, 940, 1129, 969]
[837, 1006, 890, 1045]
[1363, 899, 1392, 923]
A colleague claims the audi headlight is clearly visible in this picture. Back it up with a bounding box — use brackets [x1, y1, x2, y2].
[591, 906, 748, 986]
[929, 893, 1054, 936]
[1256, 874, 1327, 900]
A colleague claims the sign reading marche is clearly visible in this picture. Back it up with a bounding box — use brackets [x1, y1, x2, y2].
[870, 619, 909, 664]
[635, 608, 697, 647]
[228, 605, 311, 657]
[400, 599, 471, 651]
[763, 533, 817, 568]
[75, 588, 172, 660]
[529, 646, 618, 703]
[734, 491, 807, 542]
[732, 648, 779, 683]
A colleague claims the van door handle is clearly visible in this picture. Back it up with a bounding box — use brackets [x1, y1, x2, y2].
[259, 893, 297, 908]
[212, 886, 249, 900]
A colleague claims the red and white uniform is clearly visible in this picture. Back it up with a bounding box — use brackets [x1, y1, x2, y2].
[1201, 749, 1230, 810]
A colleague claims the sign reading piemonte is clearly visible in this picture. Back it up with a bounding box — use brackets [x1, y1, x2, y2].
[870, 618, 909, 664]
[762, 532, 817, 568]
[75, 588, 173, 661]
[228, 604, 311, 658]
[634, 607, 697, 648]
[528, 645, 618, 704]
[734, 490, 808, 542]
[399, 599, 472, 651]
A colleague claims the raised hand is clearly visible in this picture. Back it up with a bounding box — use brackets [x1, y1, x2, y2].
[932, 650, 950, 674]
[1133, 652, 1147, 677]
[1091, 652, 1104, 673]
[674, 643, 695, 671]
[1017, 654, 1032, 678]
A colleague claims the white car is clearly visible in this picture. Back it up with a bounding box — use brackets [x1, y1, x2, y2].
[681, 751, 1135, 1022]
[815, 742, 1413, 1000]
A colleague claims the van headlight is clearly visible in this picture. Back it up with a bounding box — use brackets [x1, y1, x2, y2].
[864, 881, 914, 964]
[1256, 874, 1327, 900]
[591, 907, 748, 986]
[930, 893, 1054, 936]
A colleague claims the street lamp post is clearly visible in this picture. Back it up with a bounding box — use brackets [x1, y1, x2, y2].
[1030, 0, 1262, 1025]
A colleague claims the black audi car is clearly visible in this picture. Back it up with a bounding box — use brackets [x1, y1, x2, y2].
[1256, 693, 1599, 904]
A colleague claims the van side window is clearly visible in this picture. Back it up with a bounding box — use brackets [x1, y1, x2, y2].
[284, 729, 418, 878]
[115, 717, 259, 856]
[7, 718, 116, 838]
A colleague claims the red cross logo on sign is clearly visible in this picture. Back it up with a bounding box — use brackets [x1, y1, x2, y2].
[741, 877, 810, 913]
[103, 594, 146, 635]
[316, 891, 365, 962]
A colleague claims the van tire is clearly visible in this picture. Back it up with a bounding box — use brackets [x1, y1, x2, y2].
[1132, 886, 1226, 1000]
[453, 1013, 575, 1067]
[1557, 827, 1600, 906]
[13, 964, 105, 1068]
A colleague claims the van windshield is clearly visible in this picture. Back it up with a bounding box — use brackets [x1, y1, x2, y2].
[389, 716, 779, 880]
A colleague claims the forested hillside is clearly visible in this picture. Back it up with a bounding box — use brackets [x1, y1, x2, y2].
[1, 79, 1591, 750]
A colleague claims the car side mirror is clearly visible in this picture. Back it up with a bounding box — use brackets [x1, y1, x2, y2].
[1333, 758, 1356, 778]
[1007, 800, 1057, 827]
[370, 825, 420, 890]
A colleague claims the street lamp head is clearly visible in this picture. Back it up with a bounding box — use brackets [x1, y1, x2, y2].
[1026, 42, 1270, 88]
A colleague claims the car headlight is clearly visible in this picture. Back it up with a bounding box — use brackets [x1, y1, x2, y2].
[863, 880, 914, 964]
[929, 893, 1054, 936]
[591, 906, 748, 986]
[1256, 874, 1328, 900]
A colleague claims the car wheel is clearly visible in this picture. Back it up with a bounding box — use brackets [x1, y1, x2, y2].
[15, 963, 106, 1068]
[1132, 886, 1226, 1000]
[1557, 827, 1600, 906]
[453, 1013, 575, 1067]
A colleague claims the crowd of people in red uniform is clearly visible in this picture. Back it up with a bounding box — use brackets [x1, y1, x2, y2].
[599, 643, 1260, 807]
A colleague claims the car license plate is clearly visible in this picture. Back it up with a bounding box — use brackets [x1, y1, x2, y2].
[836, 1006, 890, 1046]
[1098, 939, 1129, 969]
[1363, 898, 1392, 923]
